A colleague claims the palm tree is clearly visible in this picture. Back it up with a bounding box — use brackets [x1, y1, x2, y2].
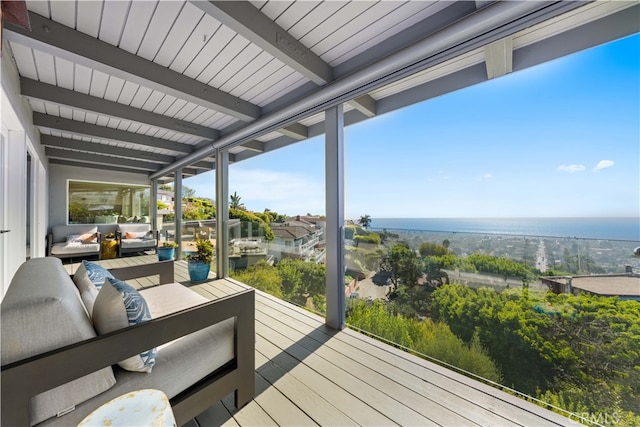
[230, 191, 242, 209]
[358, 214, 372, 229]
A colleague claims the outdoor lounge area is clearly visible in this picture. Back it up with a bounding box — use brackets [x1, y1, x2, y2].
[1, 0, 637, 425]
[57, 255, 571, 427]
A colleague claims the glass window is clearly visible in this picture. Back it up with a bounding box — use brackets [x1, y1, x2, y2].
[68, 180, 150, 224]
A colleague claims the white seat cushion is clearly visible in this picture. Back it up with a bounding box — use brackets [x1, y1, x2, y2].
[120, 238, 157, 249]
[50, 242, 100, 256]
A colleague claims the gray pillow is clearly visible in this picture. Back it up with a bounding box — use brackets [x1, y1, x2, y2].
[92, 277, 157, 373]
[72, 261, 114, 317]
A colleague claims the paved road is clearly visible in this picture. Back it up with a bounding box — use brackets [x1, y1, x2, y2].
[352, 272, 389, 300]
[535, 240, 548, 272]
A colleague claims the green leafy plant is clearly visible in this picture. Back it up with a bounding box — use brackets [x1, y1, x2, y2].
[186, 238, 214, 264]
[162, 241, 178, 248]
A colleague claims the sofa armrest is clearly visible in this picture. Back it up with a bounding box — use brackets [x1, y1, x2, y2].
[1, 288, 255, 426]
[46, 234, 53, 256]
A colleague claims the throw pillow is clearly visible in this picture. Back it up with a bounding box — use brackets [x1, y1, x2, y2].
[125, 232, 137, 239]
[66, 234, 83, 243]
[81, 233, 97, 244]
[92, 277, 157, 373]
[73, 260, 115, 317]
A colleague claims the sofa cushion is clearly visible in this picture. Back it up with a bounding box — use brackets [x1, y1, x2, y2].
[92, 278, 157, 373]
[52, 225, 98, 244]
[120, 238, 158, 249]
[50, 242, 101, 256]
[1, 257, 116, 426]
[73, 261, 114, 316]
[117, 224, 151, 235]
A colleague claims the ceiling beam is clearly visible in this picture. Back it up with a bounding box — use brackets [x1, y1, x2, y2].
[21, 78, 219, 141]
[49, 158, 198, 177]
[192, 1, 333, 85]
[33, 113, 193, 154]
[40, 134, 174, 163]
[49, 159, 151, 176]
[240, 140, 264, 153]
[278, 122, 308, 140]
[45, 147, 160, 171]
[348, 95, 377, 118]
[4, 11, 260, 121]
[484, 36, 513, 79]
[191, 161, 215, 170]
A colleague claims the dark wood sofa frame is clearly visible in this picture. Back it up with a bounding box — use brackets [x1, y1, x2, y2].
[1, 261, 255, 426]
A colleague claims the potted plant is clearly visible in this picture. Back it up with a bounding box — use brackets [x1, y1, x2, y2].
[157, 241, 178, 261]
[186, 238, 214, 281]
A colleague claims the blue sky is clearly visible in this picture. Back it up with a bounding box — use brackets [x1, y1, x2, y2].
[185, 34, 640, 219]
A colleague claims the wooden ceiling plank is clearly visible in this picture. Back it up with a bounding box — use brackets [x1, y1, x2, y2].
[5, 11, 261, 121]
[154, 2, 205, 68]
[32, 50, 56, 85]
[193, 1, 332, 84]
[33, 112, 193, 154]
[9, 42, 39, 80]
[76, 0, 103, 39]
[98, 0, 130, 47]
[119, 1, 157, 54]
[137, 1, 185, 61]
[53, 56, 74, 89]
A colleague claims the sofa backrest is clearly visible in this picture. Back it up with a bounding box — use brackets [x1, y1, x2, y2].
[51, 225, 99, 244]
[1, 257, 115, 425]
[117, 223, 151, 235]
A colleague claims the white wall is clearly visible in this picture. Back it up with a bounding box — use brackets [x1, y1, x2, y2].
[48, 164, 151, 226]
[1, 43, 49, 297]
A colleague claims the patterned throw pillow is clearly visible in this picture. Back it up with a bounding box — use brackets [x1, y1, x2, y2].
[73, 261, 115, 317]
[92, 277, 157, 373]
[84, 260, 114, 287]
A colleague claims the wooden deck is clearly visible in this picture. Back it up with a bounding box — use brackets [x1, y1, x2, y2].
[66, 255, 572, 427]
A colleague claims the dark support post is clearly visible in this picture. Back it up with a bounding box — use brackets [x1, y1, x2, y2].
[216, 149, 229, 278]
[175, 171, 182, 260]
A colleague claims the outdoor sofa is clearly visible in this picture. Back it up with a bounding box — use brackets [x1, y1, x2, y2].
[47, 224, 102, 260]
[1, 257, 255, 426]
[116, 223, 158, 257]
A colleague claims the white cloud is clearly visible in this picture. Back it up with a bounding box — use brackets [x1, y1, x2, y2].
[229, 168, 325, 215]
[475, 173, 493, 181]
[593, 160, 614, 171]
[557, 164, 586, 173]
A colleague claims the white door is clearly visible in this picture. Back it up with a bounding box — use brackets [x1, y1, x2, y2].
[0, 131, 9, 294]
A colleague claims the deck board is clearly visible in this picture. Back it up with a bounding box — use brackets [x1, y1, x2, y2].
[77, 255, 572, 427]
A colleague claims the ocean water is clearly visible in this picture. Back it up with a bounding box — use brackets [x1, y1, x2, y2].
[368, 217, 640, 241]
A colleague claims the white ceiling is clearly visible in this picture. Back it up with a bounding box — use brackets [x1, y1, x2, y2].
[3, 0, 638, 180]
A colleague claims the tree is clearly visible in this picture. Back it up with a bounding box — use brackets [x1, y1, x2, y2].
[358, 214, 372, 229]
[183, 185, 196, 199]
[159, 183, 195, 200]
[419, 241, 449, 257]
[379, 243, 421, 291]
[423, 256, 448, 288]
[230, 191, 243, 210]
